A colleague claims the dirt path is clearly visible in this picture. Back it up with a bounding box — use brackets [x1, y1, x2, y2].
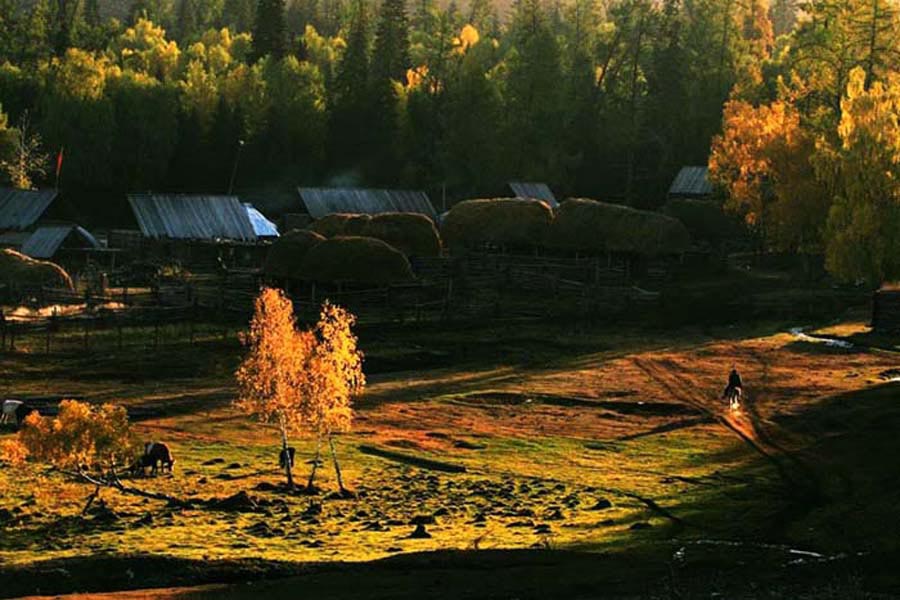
[631, 356, 821, 501]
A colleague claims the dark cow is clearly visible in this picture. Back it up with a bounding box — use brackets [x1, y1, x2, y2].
[15, 403, 37, 429]
[279, 447, 296, 469]
[132, 442, 175, 477]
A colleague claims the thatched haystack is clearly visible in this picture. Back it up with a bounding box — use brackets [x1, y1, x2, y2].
[0, 248, 74, 290]
[263, 229, 326, 279]
[662, 198, 740, 244]
[298, 236, 415, 285]
[310, 213, 372, 238]
[440, 199, 554, 250]
[550, 199, 691, 256]
[361, 213, 442, 257]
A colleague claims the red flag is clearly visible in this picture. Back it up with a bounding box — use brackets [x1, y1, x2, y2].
[56, 147, 64, 180]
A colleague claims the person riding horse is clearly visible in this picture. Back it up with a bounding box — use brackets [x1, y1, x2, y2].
[723, 366, 743, 408]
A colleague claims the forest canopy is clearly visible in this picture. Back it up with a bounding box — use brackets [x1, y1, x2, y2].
[3, 0, 900, 282]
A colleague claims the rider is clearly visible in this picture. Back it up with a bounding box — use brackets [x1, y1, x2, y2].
[724, 365, 743, 401]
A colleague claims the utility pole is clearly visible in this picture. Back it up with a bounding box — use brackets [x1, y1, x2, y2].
[227, 139, 245, 195]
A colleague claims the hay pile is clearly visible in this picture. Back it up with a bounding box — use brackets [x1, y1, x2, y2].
[662, 199, 740, 244]
[310, 214, 372, 238]
[297, 236, 415, 285]
[360, 213, 442, 257]
[549, 199, 691, 256]
[263, 229, 326, 279]
[440, 199, 554, 250]
[0, 248, 74, 290]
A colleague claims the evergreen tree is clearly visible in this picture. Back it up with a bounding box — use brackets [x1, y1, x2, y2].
[0, 0, 19, 62]
[504, 0, 564, 183]
[253, 0, 288, 59]
[330, 0, 371, 165]
[371, 0, 411, 84]
[223, 0, 257, 32]
[84, 0, 101, 27]
[21, 0, 52, 63]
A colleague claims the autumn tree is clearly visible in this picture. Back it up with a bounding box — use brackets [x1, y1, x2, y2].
[0, 400, 180, 511]
[710, 99, 827, 255]
[303, 301, 364, 493]
[819, 67, 900, 283]
[235, 287, 314, 489]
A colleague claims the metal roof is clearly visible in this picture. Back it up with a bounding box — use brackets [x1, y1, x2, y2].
[669, 167, 713, 197]
[0, 188, 58, 230]
[127, 194, 257, 241]
[21, 225, 100, 259]
[244, 203, 279, 237]
[298, 188, 437, 220]
[509, 182, 558, 207]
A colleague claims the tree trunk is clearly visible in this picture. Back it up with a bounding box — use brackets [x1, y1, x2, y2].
[307, 435, 322, 490]
[329, 435, 345, 493]
[280, 423, 294, 490]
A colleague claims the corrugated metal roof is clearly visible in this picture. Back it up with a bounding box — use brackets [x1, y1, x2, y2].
[21, 225, 100, 259]
[298, 188, 437, 220]
[244, 203, 279, 237]
[127, 194, 257, 241]
[669, 167, 713, 197]
[0, 188, 58, 230]
[509, 182, 558, 207]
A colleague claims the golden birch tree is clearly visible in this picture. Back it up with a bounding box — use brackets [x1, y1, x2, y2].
[303, 301, 365, 493]
[235, 287, 314, 489]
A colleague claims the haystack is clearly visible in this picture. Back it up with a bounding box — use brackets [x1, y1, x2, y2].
[549, 199, 691, 256]
[297, 236, 415, 285]
[361, 213, 442, 257]
[310, 213, 372, 238]
[263, 229, 326, 279]
[662, 198, 739, 244]
[440, 199, 554, 250]
[0, 248, 74, 290]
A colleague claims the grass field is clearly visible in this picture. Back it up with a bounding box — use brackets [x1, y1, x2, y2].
[1, 311, 900, 598]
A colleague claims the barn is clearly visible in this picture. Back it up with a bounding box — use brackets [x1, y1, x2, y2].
[298, 188, 438, 221]
[668, 166, 714, 200]
[124, 194, 276, 270]
[509, 182, 559, 208]
[0, 187, 59, 232]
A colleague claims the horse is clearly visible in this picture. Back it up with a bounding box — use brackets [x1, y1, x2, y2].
[131, 442, 175, 477]
[723, 385, 742, 410]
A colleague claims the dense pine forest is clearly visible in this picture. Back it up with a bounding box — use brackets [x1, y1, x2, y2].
[2, 0, 900, 282]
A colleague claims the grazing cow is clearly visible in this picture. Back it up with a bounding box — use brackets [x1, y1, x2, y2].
[132, 442, 175, 477]
[1, 400, 23, 426]
[279, 447, 296, 469]
[14, 403, 37, 428]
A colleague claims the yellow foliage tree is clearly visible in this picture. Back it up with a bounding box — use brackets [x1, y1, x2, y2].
[710, 98, 828, 254]
[236, 287, 314, 489]
[305, 301, 365, 493]
[236, 289, 365, 493]
[820, 67, 900, 282]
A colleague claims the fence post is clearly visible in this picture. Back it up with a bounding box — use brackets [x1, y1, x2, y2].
[0, 310, 5, 351]
[190, 299, 197, 346]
